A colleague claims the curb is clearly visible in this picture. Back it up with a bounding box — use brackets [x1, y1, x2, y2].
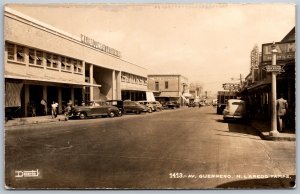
[5, 117, 66, 128]
[250, 122, 296, 141]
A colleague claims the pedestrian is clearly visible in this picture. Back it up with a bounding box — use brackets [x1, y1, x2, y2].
[277, 93, 288, 132]
[64, 103, 72, 121]
[51, 101, 58, 119]
[40, 99, 47, 115]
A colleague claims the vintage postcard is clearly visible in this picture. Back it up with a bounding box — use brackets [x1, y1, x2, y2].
[3, 3, 296, 189]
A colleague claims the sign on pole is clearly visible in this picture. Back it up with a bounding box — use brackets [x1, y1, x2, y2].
[262, 65, 285, 73]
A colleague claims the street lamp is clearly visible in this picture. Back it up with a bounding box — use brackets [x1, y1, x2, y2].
[269, 42, 279, 136]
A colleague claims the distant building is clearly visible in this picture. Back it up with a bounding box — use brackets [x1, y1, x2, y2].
[147, 74, 189, 105]
[189, 83, 202, 102]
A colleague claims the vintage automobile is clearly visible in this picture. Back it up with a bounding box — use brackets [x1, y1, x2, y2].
[106, 100, 124, 115]
[165, 101, 180, 109]
[70, 100, 122, 119]
[223, 99, 248, 122]
[123, 101, 149, 114]
[151, 101, 163, 111]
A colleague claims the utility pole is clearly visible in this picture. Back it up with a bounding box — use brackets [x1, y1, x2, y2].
[269, 42, 279, 137]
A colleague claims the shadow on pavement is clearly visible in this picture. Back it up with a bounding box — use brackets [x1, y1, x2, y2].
[215, 175, 296, 189]
[214, 119, 263, 139]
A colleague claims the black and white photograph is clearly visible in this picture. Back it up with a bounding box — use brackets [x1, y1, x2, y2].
[3, 3, 296, 189]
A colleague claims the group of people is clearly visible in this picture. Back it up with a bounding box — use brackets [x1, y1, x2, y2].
[38, 99, 73, 121]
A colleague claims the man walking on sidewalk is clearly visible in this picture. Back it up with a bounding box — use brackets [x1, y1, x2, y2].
[277, 93, 288, 132]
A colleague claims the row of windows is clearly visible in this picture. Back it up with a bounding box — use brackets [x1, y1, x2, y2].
[121, 72, 147, 86]
[155, 81, 169, 91]
[6, 42, 83, 74]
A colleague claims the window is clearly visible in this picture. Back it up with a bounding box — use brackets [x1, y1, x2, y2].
[46, 53, 52, 67]
[74, 60, 83, 74]
[121, 72, 126, 82]
[52, 55, 58, 68]
[77, 61, 82, 73]
[61, 57, 66, 70]
[165, 81, 169, 89]
[36, 50, 43, 65]
[16, 46, 25, 62]
[6, 43, 15, 60]
[155, 82, 159, 91]
[29, 49, 35, 64]
[66, 58, 72, 71]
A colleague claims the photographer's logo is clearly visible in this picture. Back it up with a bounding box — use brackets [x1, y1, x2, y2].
[15, 169, 40, 178]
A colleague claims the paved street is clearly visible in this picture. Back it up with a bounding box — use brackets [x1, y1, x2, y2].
[5, 106, 295, 189]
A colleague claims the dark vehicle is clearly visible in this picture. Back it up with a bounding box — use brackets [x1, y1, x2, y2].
[187, 101, 199, 108]
[165, 101, 180, 109]
[123, 101, 149, 114]
[5, 106, 22, 121]
[70, 100, 122, 119]
[106, 100, 124, 115]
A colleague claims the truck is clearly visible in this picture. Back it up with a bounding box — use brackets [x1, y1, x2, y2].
[216, 91, 237, 114]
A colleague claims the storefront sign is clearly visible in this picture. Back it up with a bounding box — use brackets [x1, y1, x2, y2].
[81, 34, 121, 58]
[262, 65, 285, 73]
[222, 83, 240, 91]
[262, 42, 295, 62]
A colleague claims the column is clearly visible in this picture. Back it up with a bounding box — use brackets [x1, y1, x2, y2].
[112, 70, 116, 100]
[89, 64, 94, 101]
[43, 86, 47, 115]
[58, 87, 62, 114]
[71, 87, 75, 106]
[24, 84, 30, 117]
[116, 71, 121, 100]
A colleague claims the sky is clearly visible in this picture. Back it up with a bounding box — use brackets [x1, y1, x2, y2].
[6, 3, 295, 94]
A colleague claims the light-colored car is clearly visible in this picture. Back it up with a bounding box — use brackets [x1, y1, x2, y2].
[137, 101, 155, 113]
[223, 99, 247, 122]
[151, 101, 163, 111]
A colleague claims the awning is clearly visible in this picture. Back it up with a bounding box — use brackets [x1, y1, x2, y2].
[5, 80, 23, 107]
[5, 72, 102, 87]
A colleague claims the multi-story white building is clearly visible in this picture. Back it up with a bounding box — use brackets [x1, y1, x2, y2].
[4, 7, 148, 117]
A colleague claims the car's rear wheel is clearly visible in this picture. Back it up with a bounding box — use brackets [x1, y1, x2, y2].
[136, 110, 141, 114]
[108, 111, 115, 118]
[79, 112, 86, 119]
[148, 108, 152, 113]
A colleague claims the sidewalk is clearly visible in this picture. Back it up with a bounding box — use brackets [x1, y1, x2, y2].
[250, 119, 296, 141]
[5, 115, 67, 128]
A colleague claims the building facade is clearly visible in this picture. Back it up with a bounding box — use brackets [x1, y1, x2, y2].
[240, 27, 295, 130]
[4, 7, 148, 117]
[147, 74, 189, 105]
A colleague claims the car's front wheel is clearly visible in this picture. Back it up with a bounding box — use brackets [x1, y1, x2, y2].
[79, 112, 87, 119]
[148, 108, 153, 113]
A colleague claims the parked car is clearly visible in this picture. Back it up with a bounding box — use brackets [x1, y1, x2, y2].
[70, 100, 122, 119]
[187, 101, 200, 108]
[137, 101, 155, 113]
[151, 101, 163, 111]
[123, 101, 149, 114]
[223, 99, 248, 122]
[106, 100, 124, 115]
[165, 101, 180, 109]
